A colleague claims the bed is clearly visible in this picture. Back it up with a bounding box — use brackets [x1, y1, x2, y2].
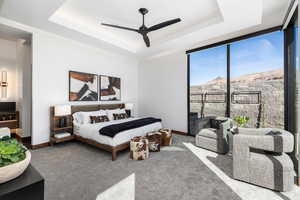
[71, 104, 162, 160]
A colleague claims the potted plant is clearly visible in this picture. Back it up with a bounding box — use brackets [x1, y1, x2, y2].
[234, 116, 250, 127]
[0, 136, 31, 184]
[232, 116, 250, 133]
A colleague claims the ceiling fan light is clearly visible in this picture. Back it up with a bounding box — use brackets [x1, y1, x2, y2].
[101, 8, 181, 48]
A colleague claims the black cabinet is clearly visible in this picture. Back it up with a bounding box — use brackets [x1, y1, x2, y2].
[0, 165, 44, 200]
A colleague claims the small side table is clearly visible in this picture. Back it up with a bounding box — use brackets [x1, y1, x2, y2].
[50, 107, 74, 145]
[0, 165, 44, 200]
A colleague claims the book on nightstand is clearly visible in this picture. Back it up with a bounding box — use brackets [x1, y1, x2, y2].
[54, 132, 71, 139]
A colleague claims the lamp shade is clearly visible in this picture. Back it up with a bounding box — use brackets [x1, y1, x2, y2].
[125, 103, 134, 110]
[1, 71, 8, 99]
[54, 105, 71, 116]
[1, 71, 7, 82]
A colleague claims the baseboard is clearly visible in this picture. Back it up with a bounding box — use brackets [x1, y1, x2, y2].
[21, 136, 31, 142]
[31, 142, 50, 149]
[172, 130, 188, 136]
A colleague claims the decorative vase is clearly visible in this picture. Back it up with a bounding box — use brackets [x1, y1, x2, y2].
[0, 150, 31, 184]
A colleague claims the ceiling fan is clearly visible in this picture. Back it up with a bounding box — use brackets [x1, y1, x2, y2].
[101, 8, 181, 47]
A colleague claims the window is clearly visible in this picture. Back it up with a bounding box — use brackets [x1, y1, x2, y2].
[188, 30, 284, 134]
[230, 32, 284, 128]
[284, 8, 298, 133]
[189, 45, 227, 135]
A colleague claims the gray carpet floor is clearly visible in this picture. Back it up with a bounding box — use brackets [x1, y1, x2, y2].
[31, 135, 241, 200]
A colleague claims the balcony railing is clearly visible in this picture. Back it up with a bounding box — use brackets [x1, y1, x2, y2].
[190, 91, 261, 104]
[190, 90, 263, 128]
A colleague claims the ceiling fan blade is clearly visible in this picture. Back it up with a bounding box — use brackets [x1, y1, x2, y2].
[148, 18, 181, 32]
[143, 34, 150, 47]
[101, 23, 138, 32]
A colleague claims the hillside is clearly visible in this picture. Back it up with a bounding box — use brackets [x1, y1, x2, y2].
[190, 68, 284, 129]
[198, 69, 283, 86]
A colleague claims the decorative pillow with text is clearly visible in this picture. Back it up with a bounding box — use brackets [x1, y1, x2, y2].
[90, 115, 110, 124]
[113, 113, 128, 120]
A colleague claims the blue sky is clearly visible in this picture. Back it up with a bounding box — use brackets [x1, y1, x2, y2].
[190, 31, 284, 86]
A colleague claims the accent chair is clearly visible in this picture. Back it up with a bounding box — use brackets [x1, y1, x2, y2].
[195, 117, 232, 154]
[233, 128, 294, 192]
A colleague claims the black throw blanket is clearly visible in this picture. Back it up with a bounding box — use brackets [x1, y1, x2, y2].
[99, 117, 162, 138]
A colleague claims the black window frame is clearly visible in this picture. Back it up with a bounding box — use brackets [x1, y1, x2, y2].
[187, 26, 286, 135]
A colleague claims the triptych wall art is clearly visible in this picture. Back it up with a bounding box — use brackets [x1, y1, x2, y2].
[69, 71, 121, 101]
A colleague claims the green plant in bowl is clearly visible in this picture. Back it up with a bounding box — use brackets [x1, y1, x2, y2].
[0, 136, 27, 167]
[234, 116, 250, 128]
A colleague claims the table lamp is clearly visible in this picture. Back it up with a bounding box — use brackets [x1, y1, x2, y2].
[54, 105, 71, 128]
[125, 103, 134, 117]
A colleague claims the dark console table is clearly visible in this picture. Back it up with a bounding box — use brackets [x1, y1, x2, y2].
[0, 164, 44, 200]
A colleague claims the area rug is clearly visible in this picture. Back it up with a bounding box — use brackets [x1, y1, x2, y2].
[31, 135, 241, 200]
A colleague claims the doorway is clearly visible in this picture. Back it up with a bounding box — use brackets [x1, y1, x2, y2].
[0, 23, 32, 147]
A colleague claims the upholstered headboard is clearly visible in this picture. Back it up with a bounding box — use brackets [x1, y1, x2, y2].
[71, 104, 125, 114]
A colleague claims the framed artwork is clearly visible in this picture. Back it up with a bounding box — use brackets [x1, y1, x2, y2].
[100, 75, 121, 101]
[69, 71, 98, 101]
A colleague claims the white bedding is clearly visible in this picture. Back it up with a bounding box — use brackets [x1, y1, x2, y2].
[74, 117, 162, 147]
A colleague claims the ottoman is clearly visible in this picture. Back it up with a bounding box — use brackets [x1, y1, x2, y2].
[130, 136, 149, 160]
[147, 132, 161, 152]
[159, 129, 172, 146]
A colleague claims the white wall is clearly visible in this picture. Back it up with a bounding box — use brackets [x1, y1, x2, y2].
[16, 39, 32, 137]
[138, 52, 187, 132]
[0, 18, 139, 145]
[31, 31, 139, 145]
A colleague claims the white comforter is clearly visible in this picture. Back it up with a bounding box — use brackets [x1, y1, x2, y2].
[74, 117, 162, 147]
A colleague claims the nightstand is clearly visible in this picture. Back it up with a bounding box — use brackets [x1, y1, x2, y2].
[50, 107, 74, 145]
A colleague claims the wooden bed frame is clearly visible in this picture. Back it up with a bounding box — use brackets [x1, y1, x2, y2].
[75, 135, 129, 161]
[71, 104, 129, 161]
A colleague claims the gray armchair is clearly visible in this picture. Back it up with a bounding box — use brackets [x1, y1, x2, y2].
[233, 128, 294, 191]
[195, 117, 232, 154]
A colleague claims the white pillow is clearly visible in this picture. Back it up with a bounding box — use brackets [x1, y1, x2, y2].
[106, 109, 127, 121]
[119, 109, 126, 114]
[106, 108, 122, 121]
[83, 110, 107, 124]
[72, 112, 83, 124]
[74, 110, 107, 124]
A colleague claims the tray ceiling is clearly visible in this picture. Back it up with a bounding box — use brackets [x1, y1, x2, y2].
[0, 0, 291, 59]
[49, 0, 223, 53]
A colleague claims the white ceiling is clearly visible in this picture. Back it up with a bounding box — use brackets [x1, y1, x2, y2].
[0, 0, 291, 59]
[0, 23, 32, 42]
[50, 0, 223, 53]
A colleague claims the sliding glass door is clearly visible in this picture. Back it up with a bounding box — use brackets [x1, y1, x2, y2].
[189, 45, 227, 135]
[230, 32, 284, 128]
[285, 8, 298, 134]
[188, 30, 284, 135]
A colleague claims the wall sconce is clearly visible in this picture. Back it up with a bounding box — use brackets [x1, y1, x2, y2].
[0, 71, 8, 98]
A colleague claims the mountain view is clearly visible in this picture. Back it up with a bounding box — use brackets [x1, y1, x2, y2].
[190, 69, 284, 128]
[200, 69, 283, 86]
